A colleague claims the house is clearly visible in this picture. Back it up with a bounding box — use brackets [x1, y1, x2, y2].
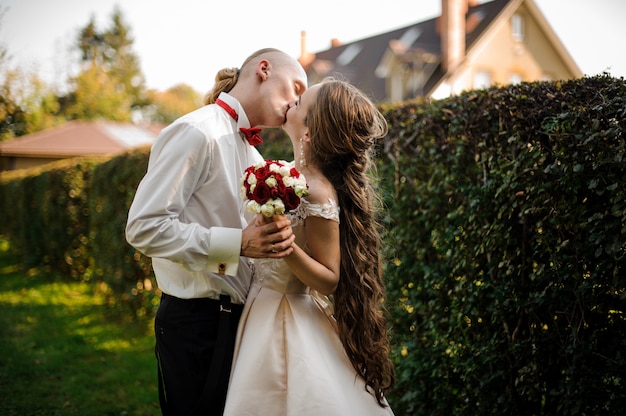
[299, 0, 582, 102]
[0, 121, 161, 171]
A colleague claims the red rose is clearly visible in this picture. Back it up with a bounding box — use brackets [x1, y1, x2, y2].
[283, 187, 301, 211]
[252, 182, 271, 204]
[275, 179, 286, 197]
[289, 167, 300, 178]
[254, 165, 270, 180]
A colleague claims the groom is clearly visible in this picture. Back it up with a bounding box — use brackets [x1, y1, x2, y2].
[125, 48, 307, 415]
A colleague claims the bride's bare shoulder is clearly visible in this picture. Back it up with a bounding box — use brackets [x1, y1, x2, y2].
[302, 173, 336, 206]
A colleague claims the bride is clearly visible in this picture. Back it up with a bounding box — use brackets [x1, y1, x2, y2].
[223, 78, 395, 416]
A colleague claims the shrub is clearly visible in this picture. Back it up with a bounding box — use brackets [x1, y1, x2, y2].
[380, 73, 626, 415]
[87, 146, 157, 318]
[0, 157, 99, 278]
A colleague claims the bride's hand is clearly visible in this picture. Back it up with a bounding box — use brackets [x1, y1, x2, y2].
[241, 215, 295, 258]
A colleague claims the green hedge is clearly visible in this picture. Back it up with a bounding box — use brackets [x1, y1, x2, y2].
[1, 73, 624, 414]
[0, 158, 97, 278]
[87, 146, 156, 317]
[379, 73, 626, 415]
[0, 150, 155, 318]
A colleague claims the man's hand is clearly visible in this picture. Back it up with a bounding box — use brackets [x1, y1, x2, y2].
[241, 214, 295, 258]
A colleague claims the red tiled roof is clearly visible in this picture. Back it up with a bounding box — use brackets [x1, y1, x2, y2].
[0, 120, 160, 158]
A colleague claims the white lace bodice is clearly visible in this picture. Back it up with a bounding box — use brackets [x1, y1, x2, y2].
[252, 198, 340, 294]
[290, 197, 340, 226]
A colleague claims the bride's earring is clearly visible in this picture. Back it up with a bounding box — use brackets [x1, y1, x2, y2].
[299, 137, 307, 167]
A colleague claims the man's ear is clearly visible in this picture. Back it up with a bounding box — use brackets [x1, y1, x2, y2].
[256, 59, 271, 81]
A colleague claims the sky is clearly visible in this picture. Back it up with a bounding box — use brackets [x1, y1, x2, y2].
[1, 0, 625, 94]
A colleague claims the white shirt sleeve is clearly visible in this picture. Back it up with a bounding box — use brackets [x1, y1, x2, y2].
[125, 118, 242, 276]
[207, 227, 242, 276]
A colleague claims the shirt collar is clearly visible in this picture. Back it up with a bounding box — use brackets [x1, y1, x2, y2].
[216, 92, 252, 129]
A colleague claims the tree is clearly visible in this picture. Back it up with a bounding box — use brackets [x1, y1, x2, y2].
[103, 9, 146, 108]
[0, 7, 24, 140]
[145, 83, 202, 124]
[63, 6, 147, 121]
[0, 74, 28, 141]
[64, 64, 132, 121]
[0, 6, 61, 140]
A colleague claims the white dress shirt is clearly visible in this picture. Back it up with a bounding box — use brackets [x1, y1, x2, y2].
[125, 93, 264, 304]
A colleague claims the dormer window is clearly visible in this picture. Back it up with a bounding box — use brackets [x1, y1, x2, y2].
[474, 70, 492, 89]
[337, 44, 363, 66]
[512, 13, 525, 41]
[509, 73, 523, 85]
[398, 27, 422, 47]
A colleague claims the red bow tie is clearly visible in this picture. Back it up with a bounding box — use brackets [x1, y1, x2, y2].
[215, 98, 263, 146]
[239, 127, 263, 146]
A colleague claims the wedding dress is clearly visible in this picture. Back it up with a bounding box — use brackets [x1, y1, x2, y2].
[223, 198, 394, 416]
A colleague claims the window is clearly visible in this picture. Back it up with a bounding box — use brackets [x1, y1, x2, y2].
[509, 73, 523, 84]
[512, 13, 524, 41]
[474, 70, 492, 89]
[398, 27, 422, 47]
[336, 44, 362, 66]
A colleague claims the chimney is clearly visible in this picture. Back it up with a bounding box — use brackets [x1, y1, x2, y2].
[300, 31, 308, 61]
[441, 0, 467, 74]
[298, 31, 315, 68]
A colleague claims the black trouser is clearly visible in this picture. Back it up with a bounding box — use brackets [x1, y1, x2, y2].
[155, 293, 243, 416]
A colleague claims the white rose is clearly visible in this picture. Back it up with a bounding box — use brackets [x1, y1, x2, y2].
[246, 200, 261, 214]
[272, 199, 286, 215]
[260, 202, 275, 217]
[265, 176, 277, 187]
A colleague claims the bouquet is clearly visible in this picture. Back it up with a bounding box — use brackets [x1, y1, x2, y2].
[240, 160, 309, 217]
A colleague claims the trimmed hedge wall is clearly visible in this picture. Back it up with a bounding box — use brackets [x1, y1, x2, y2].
[0, 150, 155, 318]
[1, 73, 624, 414]
[0, 158, 98, 278]
[87, 147, 156, 316]
[379, 73, 626, 415]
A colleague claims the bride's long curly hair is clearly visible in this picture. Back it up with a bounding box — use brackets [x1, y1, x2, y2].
[306, 78, 395, 406]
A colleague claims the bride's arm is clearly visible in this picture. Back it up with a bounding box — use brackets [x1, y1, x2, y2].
[282, 214, 340, 295]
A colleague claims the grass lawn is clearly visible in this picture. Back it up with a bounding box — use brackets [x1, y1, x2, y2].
[0, 240, 160, 415]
